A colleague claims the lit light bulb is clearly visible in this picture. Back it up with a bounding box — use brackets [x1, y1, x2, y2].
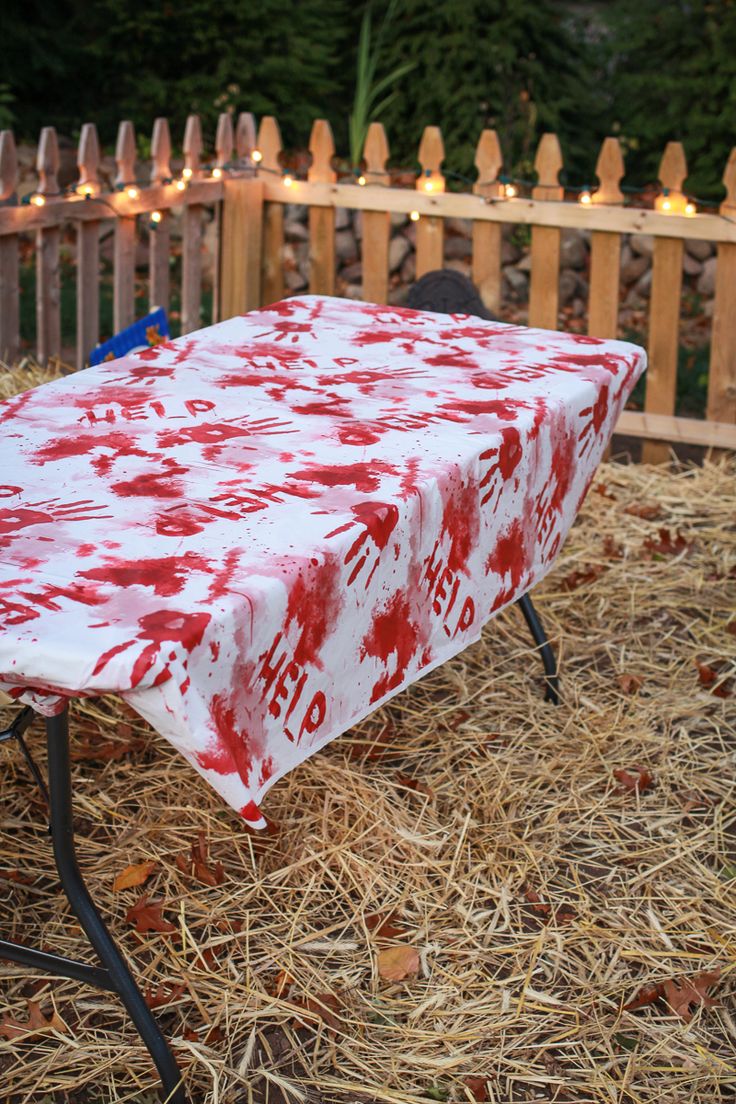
[283, 173, 294, 187]
[357, 174, 366, 186]
[182, 167, 193, 180]
[150, 210, 162, 224]
[409, 210, 420, 222]
[579, 189, 592, 205]
[175, 178, 187, 192]
[30, 193, 46, 207]
[425, 178, 434, 192]
[685, 201, 696, 216]
[76, 183, 95, 198]
[251, 149, 263, 163]
[504, 183, 517, 198]
[126, 185, 139, 199]
[662, 198, 672, 212]
[212, 167, 222, 179]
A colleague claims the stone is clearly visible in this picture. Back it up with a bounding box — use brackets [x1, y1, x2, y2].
[620, 253, 650, 284]
[335, 228, 358, 263]
[340, 260, 363, 283]
[284, 219, 308, 242]
[682, 252, 702, 277]
[445, 216, 472, 239]
[390, 211, 409, 230]
[343, 284, 363, 301]
[630, 233, 654, 257]
[570, 297, 586, 318]
[388, 284, 410, 306]
[389, 235, 412, 272]
[516, 253, 532, 273]
[335, 206, 351, 230]
[401, 222, 417, 246]
[501, 239, 522, 265]
[444, 235, 472, 260]
[353, 211, 363, 240]
[634, 269, 652, 298]
[685, 238, 713, 262]
[560, 229, 588, 270]
[502, 265, 528, 300]
[284, 267, 307, 291]
[697, 256, 717, 296]
[284, 203, 308, 222]
[559, 269, 581, 306]
[446, 259, 472, 278]
[400, 252, 416, 283]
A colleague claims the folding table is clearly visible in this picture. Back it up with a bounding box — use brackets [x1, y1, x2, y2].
[0, 296, 646, 1101]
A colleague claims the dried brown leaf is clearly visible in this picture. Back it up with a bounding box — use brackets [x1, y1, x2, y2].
[377, 944, 420, 981]
[613, 767, 655, 794]
[125, 894, 177, 934]
[113, 860, 157, 892]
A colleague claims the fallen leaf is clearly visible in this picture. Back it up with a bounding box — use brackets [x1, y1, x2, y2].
[624, 981, 664, 1012]
[523, 888, 576, 925]
[144, 981, 186, 1009]
[125, 894, 177, 934]
[643, 528, 690, 557]
[266, 969, 294, 997]
[176, 832, 225, 886]
[624, 502, 660, 519]
[727, 620, 736, 637]
[617, 674, 643, 694]
[463, 1076, 489, 1102]
[0, 1000, 67, 1041]
[625, 969, 720, 1022]
[113, 860, 157, 892]
[366, 910, 406, 939]
[347, 723, 399, 761]
[679, 789, 712, 814]
[184, 1022, 224, 1044]
[449, 709, 471, 730]
[594, 482, 617, 500]
[289, 991, 343, 1033]
[560, 563, 606, 591]
[614, 767, 655, 794]
[0, 869, 33, 885]
[603, 535, 624, 559]
[695, 660, 733, 699]
[396, 772, 435, 799]
[71, 735, 145, 762]
[377, 944, 420, 981]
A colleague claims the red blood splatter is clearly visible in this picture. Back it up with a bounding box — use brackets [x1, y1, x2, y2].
[485, 518, 530, 610]
[292, 396, 353, 418]
[92, 609, 211, 687]
[362, 590, 421, 703]
[110, 462, 188, 500]
[208, 549, 242, 601]
[239, 801, 261, 822]
[80, 553, 210, 598]
[289, 461, 398, 494]
[285, 555, 343, 668]
[440, 398, 527, 421]
[196, 692, 255, 783]
[337, 423, 384, 446]
[423, 349, 479, 372]
[441, 476, 480, 575]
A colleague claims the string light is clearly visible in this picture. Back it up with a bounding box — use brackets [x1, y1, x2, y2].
[251, 149, 263, 163]
[283, 173, 294, 187]
[76, 183, 95, 198]
[685, 201, 696, 216]
[182, 167, 193, 181]
[175, 178, 187, 192]
[150, 209, 162, 224]
[357, 174, 366, 186]
[579, 188, 592, 205]
[125, 185, 139, 199]
[504, 183, 517, 198]
[212, 167, 223, 179]
[409, 209, 420, 221]
[30, 193, 46, 207]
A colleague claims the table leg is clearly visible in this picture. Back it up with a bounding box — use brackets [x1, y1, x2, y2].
[0, 706, 187, 1103]
[516, 593, 559, 704]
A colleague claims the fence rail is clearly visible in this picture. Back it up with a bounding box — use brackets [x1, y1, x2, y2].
[1, 112, 735, 455]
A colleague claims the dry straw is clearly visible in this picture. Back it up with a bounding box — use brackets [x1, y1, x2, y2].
[1, 360, 734, 1103]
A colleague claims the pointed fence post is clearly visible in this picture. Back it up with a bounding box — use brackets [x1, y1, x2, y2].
[644, 141, 688, 462]
[361, 122, 390, 304]
[35, 126, 61, 362]
[415, 125, 445, 278]
[0, 130, 20, 361]
[220, 112, 263, 318]
[588, 137, 624, 340]
[257, 115, 284, 303]
[76, 123, 101, 367]
[529, 133, 563, 330]
[212, 112, 234, 321]
[182, 114, 204, 333]
[471, 129, 503, 313]
[707, 148, 736, 432]
[308, 119, 336, 295]
[113, 121, 137, 332]
[149, 118, 171, 313]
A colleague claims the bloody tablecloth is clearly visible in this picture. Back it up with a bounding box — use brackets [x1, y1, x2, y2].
[0, 296, 646, 826]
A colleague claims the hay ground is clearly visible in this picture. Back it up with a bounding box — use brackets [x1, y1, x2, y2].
[0, 361, 735, 1104]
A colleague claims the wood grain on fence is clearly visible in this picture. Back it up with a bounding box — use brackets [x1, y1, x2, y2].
[644, 142, 688, 462]
[181, 114, 204, 333]
[113, 121, 137, 333]
[361, 123, 390, 304]
[415, 126, 445, 278]
[212, 112, 234, 322]
[0, 130, 19, 361]
[308, 119, 336, 295]
[149, 118, 171, 312]
[471, 129, 503, 314]
[588, 137, 624, 339]
[35, 127, 61, 363]
[529, 133, 563, 330]
[76, 124, 101, 367]
[258, 116, 284, 304]
[707, 148, 736, 429]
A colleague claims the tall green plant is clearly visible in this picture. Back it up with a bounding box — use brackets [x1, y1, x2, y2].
[348, 1, 414, 168]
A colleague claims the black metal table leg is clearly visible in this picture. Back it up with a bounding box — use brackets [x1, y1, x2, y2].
[516, 593, 560, 704]
[0, 706, 187, 1103]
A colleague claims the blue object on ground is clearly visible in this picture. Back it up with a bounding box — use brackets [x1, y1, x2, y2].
[88, 308, 170, 366]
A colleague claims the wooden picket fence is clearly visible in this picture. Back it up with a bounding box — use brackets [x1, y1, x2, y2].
[1, 112, 735, 458]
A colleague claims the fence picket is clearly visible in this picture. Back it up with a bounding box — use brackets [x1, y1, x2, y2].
[0, 130, 19, 360]
[415, 126, 445, 277]
[113, 121, 137, 332]
[644, 141, 688, 462]
[529, 133, 563, 329]
[362, 122, 390, 304]
[182, 114, 204, 333]
[588, 137, 624, 339]
[258, 116, 284, 303]
[76, 123, 101, 367]
[35, 127, 61, 362]
[308, 119, 336, 295]
[235, 112, 257, 164]
[149, 118, 171, 311]
[212, 113, 234, 321]
[471, 129, 503, 313]
[707, 148, 736, 429]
